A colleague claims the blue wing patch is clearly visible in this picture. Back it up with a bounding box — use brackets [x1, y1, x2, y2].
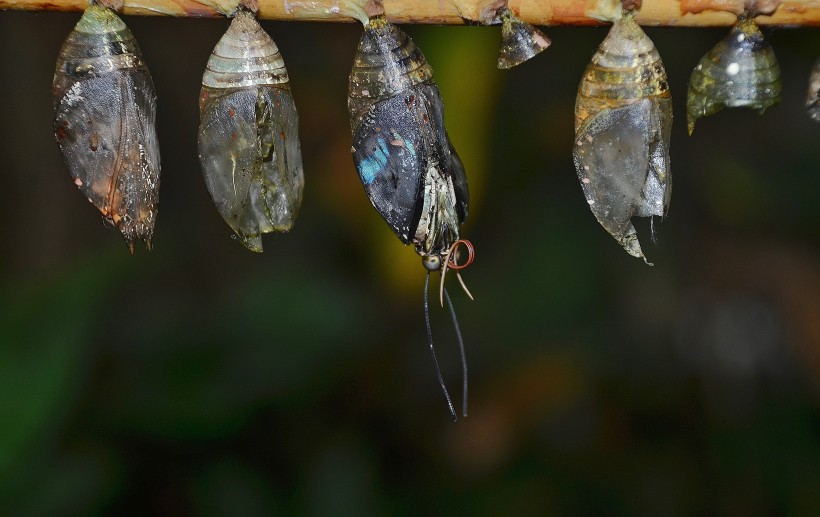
[357, 136, 390, 185]
[352, 89, 429, 243]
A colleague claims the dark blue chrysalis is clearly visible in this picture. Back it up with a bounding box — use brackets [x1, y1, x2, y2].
[348, 13, 473, 420]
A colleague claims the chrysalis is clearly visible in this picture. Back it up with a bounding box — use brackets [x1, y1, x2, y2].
[198, 4, 304, 252]
[348, 12, 473, 420]
[53, 1, 160, 251]
[573, 11, 672, 264]
[497, 7, 551, 69]
[687, 15, 781, 134]
[808, 59, 820, 122]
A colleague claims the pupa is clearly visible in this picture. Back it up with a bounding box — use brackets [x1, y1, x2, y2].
[198, 2, 304, 252]
[53, 1, 160, 251]
[687, 15, 781, 134]
[573, 9, 672, 264]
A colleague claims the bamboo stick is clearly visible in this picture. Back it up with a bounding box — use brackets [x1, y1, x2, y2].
[0, 0, 818, 26]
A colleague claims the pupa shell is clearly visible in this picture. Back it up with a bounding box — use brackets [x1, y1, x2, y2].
[348, 15, 468, 257]
[687, 16, 781, 134]
[53, 4, 160, 250]
[807, 59, 820, 122]
[198, 9, 304, 252]
[573, 13, 672, 264]
[497, 8, 551, 69]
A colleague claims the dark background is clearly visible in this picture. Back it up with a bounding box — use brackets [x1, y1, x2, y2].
[0, 10, 818, 515]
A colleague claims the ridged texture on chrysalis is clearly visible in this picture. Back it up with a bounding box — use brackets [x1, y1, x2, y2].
[198, 9, 304, 252]
[53, 4, 160, 251]
[573, 13, 672, 264]
[687, 16, 781, 134]
[348, 15, 468, 257]
[497, 8, 551, 69]
[808, 59, 820, 123]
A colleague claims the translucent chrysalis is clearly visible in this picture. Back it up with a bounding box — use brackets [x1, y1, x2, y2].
[573, 8, 672, 264]
[198, 2, 304, 252]
[687, 15, 781, 134]
[497, 7, 551, 69]
[53, 1, 161, 251]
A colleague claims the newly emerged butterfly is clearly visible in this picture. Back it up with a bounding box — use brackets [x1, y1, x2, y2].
[198, 2, 304, 252]
[53, 1, 160, 251]
[348, 9, 473, 420]
[687, 15, 781, 134]
[573, 8, 672, 265]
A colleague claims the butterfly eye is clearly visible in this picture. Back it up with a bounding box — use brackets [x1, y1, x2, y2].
[197, 1, 304, 252]
[497, 7, 551, 69]
[573, 4, 672, 265]
[687, 14, 782, 134]
[422, 255, 442, 272]
[53, 2, 160, 252]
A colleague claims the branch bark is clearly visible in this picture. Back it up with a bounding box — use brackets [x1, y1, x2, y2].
[0, 0, 818, 26]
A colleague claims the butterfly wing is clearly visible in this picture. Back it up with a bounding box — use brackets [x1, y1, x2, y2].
[352, 90, 429, 244]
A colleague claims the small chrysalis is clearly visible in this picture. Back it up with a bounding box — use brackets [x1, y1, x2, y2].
[497, 7, 551, 69]
[573, 10, 672, 264]
[808, 59, 820, 122]
[687, 15, 781, 134]
[348, 10, 473, 420]
[53, 1, 160, 251]
[198, 3, 304, 252]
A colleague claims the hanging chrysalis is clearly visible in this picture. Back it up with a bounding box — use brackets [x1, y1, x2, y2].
[573, 4, 672, 265]
[808, 59, 820, 122]
[497, 7, 551, 69]
[348, 5, 473, 420]
[198, 1, 304, 252]
[686, 15, 781, 134]
[53, 1, 160, 252]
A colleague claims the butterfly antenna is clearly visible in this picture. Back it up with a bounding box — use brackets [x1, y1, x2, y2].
[425, 272, 457, 421]
[443, 286, 468, 418]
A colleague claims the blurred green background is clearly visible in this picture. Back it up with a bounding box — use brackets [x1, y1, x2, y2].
[0, 10, 819, 515]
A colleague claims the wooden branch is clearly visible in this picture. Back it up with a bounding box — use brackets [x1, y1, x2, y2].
[0, 0, 818, 26]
